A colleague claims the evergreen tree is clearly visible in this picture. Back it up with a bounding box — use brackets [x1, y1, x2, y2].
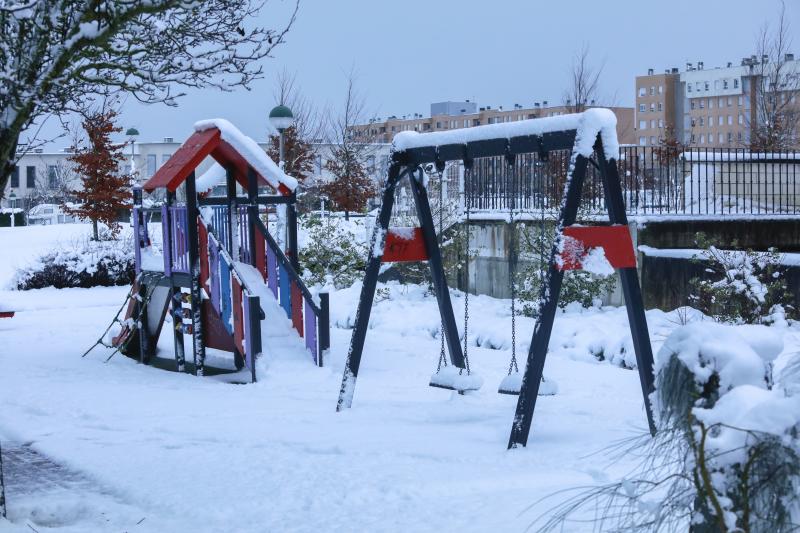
[267, 125, 314, 183]
[64, 108, 131, 240]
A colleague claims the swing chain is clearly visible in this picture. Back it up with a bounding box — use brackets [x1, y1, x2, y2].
[508, 200, 518, 375]
[462, 160, 471, 375]
[436, 164, 447, 372]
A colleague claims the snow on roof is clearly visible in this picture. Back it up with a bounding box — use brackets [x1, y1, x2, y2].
[391, 108, 620, 160]
[195, 161, 226, 195]
[194, 118, 297, 192]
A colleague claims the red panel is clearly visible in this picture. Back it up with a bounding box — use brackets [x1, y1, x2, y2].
[232, 277, 245, 356]
[198, 219, 210, 286]
[143, 129, 220, 192]
[557, 225, 636, 271]
[381, 227, 429, 263]
[291, 281, 304, 336]
[0, 311, 14, 318]
[202, 300, 235, 352]
[254, 233, 266, 281]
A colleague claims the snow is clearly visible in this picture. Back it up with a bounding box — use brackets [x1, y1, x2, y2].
[1, 223, 799, 531]
[392, 108, 620, 161]
[581, 247, 615, 276]
[195, 161, 226, 194]
[194, 118, 298, 192]
[638, 245, 800, 267]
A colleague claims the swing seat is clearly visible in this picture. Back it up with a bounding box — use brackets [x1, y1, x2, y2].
[429, 365, 483, 393]
[497, 374, 558, 396]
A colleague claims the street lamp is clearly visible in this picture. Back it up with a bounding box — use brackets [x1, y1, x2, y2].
[126, 127, 139, 182]
[268, 105, 294, 170]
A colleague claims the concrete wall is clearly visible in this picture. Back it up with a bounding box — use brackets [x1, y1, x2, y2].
[462, 217, 800, 311]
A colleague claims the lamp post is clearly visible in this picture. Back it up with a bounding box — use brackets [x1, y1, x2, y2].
[125, 127, 139, 183]
[268, 105, 297, 268]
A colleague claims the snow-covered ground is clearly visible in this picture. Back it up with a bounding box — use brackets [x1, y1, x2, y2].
[1, 223, 798, 532]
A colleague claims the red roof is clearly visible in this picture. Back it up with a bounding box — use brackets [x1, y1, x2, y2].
[142, 128, 291, 195]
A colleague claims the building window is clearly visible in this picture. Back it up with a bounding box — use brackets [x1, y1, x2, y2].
[738, 96, 743, 106]
[638, 136, 646, 146]
[639, 104, 646, 112]
[691, 134, 696, 143]
[723, 79, 729, 89]
[696, 82, 701, 92]
[435, 121, 442, 128]
[315, 155, 322, 174]
[699, 117, 704, 127]
[26, 166, 35, 188]
[734, 78, 739, 89]
[727, 97, 732, 107]
[737, 132, 743, 141]
[47, 165, 58, 188]
[658, 85, 663, 94]
[146, 154, 157, 177]
[638, 87, 646, 97]
[659, 119, 664, 128]
[650, 119, 656, 128]
[691, 118, 696, 127]
[649, 136, 656, 145]
[727, 132, 733, 143]
[719, 116, 724, 126]
[688, 84, 693, 93]
[704, 82, 709, 91]
[699, 100, 705, 109]
[691, 101, 696, 110]
[738, 114, 744, 125]
[650, 86, 655, 95]
[639, 120, 647, 129]
[709, 99, 714, 109]
[657, 102, 663, 112]
[10, 166, 19, 188]
[719, 133, 724, 144]
[700, 134, 706, 144]
[718, 98, 724, 108]
[649, 103, 655, 112]
[728, 115, 733, 125]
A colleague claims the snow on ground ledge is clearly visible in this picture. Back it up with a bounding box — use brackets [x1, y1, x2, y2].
[1, 227, 799, 531]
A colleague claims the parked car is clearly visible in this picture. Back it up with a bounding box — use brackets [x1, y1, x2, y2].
[27, 203, 77, 225]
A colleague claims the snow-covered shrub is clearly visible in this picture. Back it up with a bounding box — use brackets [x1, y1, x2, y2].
[299, 215, 367, 289]
[517, 223, 616, 316]
[690, 233, 794, 325]
[532, 323, 800, 532]
[15, 238, 134, 290]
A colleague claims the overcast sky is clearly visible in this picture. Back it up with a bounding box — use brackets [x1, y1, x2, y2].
[30, 0, 800, 148]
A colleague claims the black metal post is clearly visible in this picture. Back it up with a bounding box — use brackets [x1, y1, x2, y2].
[287, 191, 299, 271]
[508, 154, 590, 449]
[595, 143, 657, 435]
[185, 172, 207, 375]
[247, 294, 261, 383]
[336, 164, 403, 411]
[226, 165, 237, 258]
[408, 167, 466, 369]
[318, 292, 330, 367]
[247, 167, 258, 267]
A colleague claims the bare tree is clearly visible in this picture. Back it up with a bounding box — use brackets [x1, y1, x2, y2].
[27, 159, 80, 208]
[272, 67, 325, 143]
[749, 1, 800, 150]
[322, 71, 379, 219]
[0, 0, 299, 199]
[563, 44, 604, 114]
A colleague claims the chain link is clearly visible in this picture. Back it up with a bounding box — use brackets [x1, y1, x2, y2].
[437, 167, 448, 371]
[462, 162, 471, 376]
[508, 199, 518, 375]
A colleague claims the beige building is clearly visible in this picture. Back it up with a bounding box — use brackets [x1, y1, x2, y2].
[354, 101, 635, 146]
[634, 68, 681, 146]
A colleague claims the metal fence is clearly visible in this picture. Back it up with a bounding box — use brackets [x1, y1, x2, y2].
[460, 147, 800, 217]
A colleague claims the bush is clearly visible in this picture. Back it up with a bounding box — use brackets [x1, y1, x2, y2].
[690, 233, 795, 325]
[517, 221, 617, 316]
[15, 237, 134, 290]
[298, 215, 367, 289]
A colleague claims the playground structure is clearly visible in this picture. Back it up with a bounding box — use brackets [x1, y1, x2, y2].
[112, 119, 330, 381]
[337, 108, 656, 448]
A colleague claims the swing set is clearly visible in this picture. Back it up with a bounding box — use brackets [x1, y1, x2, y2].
[336, 109, 657, 449]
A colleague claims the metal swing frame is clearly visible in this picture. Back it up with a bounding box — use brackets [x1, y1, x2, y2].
[337, 120, 656, 452]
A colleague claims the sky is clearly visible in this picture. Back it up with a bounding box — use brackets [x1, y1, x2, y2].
[28, 0, 800, 148]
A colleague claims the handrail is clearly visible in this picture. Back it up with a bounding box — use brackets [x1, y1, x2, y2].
[202, 214, 259, 298]
[252, 216, 320, 314]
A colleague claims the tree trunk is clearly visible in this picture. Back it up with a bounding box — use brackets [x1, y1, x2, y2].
[92, 219, 99, 241]
[345, 210, 350, 221]
[0, 126, 23, 201]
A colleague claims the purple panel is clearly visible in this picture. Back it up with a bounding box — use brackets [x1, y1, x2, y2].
[209, 237, 220, 313]
[304, 300, 318, 364]
[266, 244, 278, 298]
[170, 207, 189, 273]
[161, 205, 171, 275]
[133, 207, 141, 272]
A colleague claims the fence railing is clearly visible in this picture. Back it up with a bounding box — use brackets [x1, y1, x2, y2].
[252, 215, 329, 367]
[200, 218, 261, 382]
[460, 147, 800, 217]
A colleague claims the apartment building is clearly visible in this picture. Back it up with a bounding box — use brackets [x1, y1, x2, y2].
[634, 68, 681, 146]
[635, 55, 800, 148]
[354, 101, 636, 146]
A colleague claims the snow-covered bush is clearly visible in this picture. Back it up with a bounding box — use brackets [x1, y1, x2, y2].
[532, 323, 800, 532]
[15, 237, 134, 290]
[690, 234, 794, 325]
[517, 223, 617, 315]
[299, 215, 367, 289]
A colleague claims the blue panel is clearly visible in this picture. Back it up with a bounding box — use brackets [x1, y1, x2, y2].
[219, 256, 233, 334]
[278, 263, 291, 319]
